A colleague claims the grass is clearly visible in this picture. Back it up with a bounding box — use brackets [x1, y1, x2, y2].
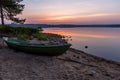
[0, 25, 47, 40]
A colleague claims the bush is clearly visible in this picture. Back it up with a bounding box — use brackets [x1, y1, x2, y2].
[17, 34, 30, 40]
[0, 25, 14, 34]
[33, 33, 47, 40]
[0, 25, 44, 40]
[14, 26, 40, 35]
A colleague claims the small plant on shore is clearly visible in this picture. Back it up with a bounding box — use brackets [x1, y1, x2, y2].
[17, 34, 30, 40]
[33, 33, 48, 40]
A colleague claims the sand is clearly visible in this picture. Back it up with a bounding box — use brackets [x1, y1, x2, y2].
[0, 45, 120, 80]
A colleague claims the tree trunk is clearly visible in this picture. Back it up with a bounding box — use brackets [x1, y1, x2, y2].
[0, 6, 4, 25]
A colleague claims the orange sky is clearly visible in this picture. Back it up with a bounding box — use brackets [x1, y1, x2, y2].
[13, 0, 120, 24]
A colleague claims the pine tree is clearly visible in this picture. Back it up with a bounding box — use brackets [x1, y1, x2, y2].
[0, 0, 25, 25]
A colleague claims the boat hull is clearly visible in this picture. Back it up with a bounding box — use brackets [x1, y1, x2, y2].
[4, 37, 71, 56]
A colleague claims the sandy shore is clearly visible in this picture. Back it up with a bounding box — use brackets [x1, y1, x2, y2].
[0, 45, 120, 80]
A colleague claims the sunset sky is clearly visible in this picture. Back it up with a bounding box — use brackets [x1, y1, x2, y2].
[20, 0, 120, 24]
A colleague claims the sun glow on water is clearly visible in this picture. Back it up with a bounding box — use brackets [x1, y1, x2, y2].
[43, 27, 120, 62]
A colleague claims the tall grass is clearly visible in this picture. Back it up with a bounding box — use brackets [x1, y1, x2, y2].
[0, 25, 46, 40]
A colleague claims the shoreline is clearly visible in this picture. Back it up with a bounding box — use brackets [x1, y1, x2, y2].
[69, 48, 120, 66]
[0, 46, 120, 80]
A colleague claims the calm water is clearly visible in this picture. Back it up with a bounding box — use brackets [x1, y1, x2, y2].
[43, 27, 120, 62]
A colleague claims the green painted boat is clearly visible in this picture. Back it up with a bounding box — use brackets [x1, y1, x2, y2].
[3, 37, 71, 56]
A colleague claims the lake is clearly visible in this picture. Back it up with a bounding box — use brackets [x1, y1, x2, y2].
[43, 27, 120, 62]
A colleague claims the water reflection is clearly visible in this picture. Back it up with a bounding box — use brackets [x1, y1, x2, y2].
[43, 27, 120, 62]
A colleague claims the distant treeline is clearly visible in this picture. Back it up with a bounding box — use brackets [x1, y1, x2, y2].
[9, 24, 120, 28]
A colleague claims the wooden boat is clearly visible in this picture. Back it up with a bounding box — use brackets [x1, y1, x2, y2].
[3, 37, 71, 56]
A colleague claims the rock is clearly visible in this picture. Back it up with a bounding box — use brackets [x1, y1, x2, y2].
[85, 46, 88, 48]
[77, 56, 80, 59]
[0, 45, 2, 49]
